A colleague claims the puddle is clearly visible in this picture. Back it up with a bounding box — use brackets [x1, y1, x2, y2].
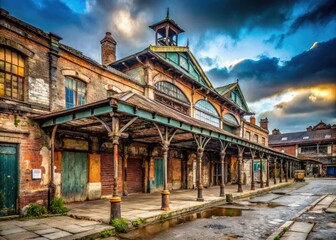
[118, 207, 243, 239]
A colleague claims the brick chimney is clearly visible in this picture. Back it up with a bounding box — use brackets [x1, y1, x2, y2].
[272, 129, 280, 135]
[100, 32, 116, 66]
[260, 117, 268, 130]
[306, 126, 313, 132]
[250, 116, 256, 125]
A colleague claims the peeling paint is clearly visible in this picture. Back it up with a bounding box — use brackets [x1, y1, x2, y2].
[40, 146, 50, 185]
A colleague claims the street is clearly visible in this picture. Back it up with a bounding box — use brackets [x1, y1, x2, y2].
[147, 179, 336, 240]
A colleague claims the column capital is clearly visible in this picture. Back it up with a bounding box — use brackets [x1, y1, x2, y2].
[162, 140, 170, 152]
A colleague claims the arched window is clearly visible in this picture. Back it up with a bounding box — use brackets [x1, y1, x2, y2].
[0, 47, 25, 100]
[65, 77, 86, 109]
[223, 113, 240, 127]
[194, 100, 219, 127]
[154, 81, 189, 114]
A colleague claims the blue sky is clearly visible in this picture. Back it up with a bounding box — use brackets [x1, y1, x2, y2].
[2, 0, 335, 133]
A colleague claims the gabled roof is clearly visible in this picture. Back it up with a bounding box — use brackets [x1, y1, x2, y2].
[215, 82, 237, 95]
[216, 82, 249, 112]
[149, 18, 185, 33]
[149, 45, 214, 90]
[269, 128, 336, 145]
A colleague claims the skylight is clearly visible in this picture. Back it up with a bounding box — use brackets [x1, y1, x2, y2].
[303, 136, 309, 140]
[281, 137, 288, 141]
[325, 135, 331, 139]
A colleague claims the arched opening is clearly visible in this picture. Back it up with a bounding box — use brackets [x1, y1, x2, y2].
[154, 81, 190, 114]
[194, 100, 219, 127]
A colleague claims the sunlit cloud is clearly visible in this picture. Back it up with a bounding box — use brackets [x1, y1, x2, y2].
[310, 41, 319, 49]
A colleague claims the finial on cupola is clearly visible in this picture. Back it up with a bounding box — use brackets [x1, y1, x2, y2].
[166, 8, 170, 19]
[237, 78, 239, 83]
[187, 38, 189, 47]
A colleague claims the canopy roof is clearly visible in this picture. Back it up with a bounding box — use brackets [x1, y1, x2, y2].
[34, 92, 299, 161]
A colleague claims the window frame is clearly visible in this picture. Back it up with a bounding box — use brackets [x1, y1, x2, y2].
[154, 81, 190, 115]
[254, 134, 258, 143]
[194, 100, 220, 127]
[245, 131, 251, 140]
[0, 47, 25, 101]
[65, 77, 87, 109]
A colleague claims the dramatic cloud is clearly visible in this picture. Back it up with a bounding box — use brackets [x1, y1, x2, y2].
[2, 0, 335, 132]
[208, 38, 336, 102]
[267, 0, 336, 48]
[254, 85, 336, 132]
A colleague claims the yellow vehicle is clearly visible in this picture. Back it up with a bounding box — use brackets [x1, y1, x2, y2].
[294, 170, 305, 182]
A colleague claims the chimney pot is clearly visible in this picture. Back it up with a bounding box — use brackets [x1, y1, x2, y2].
[250, 116, 256, 125]
[260, 117, 269, 130]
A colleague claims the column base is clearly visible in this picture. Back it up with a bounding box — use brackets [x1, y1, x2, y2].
[251, 183, 255, 190]
[197, 188, 203, 201]
[161, 190, 170, 211]
[110, 196, 122, 220]
[238, 185, 243, 193]
[266, 181, 269, 187]
[219, 185, 225, 197]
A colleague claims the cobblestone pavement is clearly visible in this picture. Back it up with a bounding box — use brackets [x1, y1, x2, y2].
[148, 179, 336, 240]
[0, 216, 112, 240]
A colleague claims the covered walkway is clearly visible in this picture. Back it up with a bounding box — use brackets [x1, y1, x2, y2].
[67, 179, 294, 224]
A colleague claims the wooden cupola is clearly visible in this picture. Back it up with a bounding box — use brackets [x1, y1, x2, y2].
[149, 8, 185, 46]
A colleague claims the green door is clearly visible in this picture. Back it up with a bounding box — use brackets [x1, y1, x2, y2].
[154, 158, 164, 189]
[0, 144, 18, 216]
[62, 151, 88, 202]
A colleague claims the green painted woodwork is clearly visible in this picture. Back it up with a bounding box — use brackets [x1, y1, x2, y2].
[154, 158, 164, 189]
[222, 124, 236, 134]
[156, 51, 208, 87]
[0, 144, 18, 216]
[37, 99, 298, 162]
[61, 151, 88, 202]
[253, 160, 265, 171]
[231, 89, 248, 112]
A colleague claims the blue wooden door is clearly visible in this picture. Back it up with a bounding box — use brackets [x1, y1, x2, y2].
[61, 151, 88, 202]
[154, 158, 164, 189]
[327, 167, 336, 177]
[0, 144, 18, 216]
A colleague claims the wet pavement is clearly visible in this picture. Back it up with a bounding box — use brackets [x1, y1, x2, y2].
[0, 216, 113, 240]
[131, 179, 336, 240]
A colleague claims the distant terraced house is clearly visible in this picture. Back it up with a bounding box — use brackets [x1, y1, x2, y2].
[0, 8, 299, 219]
[269, 121, 336, 177]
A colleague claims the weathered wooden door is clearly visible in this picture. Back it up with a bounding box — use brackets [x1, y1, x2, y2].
[213, 162, 221, 185]
[154, 158, 164, 189]
[61, 151, 87, 202]
[101, 153, 113, 195]
[0, 144, 18, 216]
[127, 157, 144, 193]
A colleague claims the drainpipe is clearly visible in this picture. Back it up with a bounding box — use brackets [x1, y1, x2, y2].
[49, 125, 58, 209]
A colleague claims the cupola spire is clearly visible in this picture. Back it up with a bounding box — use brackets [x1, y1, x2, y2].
[149, 9, 184, 46]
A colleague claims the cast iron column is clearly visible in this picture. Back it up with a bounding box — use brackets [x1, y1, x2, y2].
[237, 146, 244, 192]
[220, 150, 226, 197]
[197, 147, 204, 201]
[274, 158, 277, 184]
[161, 142, 170, 210]
[250, 149, 256, 190]
[110, 117, 121, 220]
[260, 157, 264, 188]
[285, 160, 288, 182]
[279, 159, 283, 183]
[266, 156, 270, 187]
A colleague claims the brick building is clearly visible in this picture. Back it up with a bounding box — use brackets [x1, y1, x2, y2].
[0, 9, 299, 218]
[269, 121, 336, 177]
